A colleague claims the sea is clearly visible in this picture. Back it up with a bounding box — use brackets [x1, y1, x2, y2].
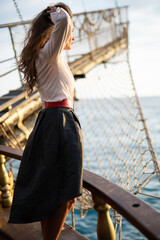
[65, 96, 160, 240]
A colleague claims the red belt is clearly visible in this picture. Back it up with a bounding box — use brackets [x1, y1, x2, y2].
[44, 99, 74, 109]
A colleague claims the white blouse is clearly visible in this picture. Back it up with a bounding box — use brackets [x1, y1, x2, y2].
[35, 7, 75, 106]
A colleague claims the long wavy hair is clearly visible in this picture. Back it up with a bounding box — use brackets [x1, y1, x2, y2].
[18, 2, 72, 95]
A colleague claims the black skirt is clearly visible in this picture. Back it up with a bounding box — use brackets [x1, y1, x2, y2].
[8, 107, 83, 224]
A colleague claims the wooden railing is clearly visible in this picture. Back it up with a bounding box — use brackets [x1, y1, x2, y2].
[0, 145, 160, 240]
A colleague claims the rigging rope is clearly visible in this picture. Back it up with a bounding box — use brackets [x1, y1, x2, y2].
[73, 49, 160, 193]
[12, 0, 27, 32]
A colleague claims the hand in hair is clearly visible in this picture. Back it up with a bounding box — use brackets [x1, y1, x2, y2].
[46, 6, 57, 18]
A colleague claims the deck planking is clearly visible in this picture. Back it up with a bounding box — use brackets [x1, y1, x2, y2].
[0, 204, 89, 240]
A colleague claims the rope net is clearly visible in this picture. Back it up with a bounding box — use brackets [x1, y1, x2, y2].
[73, 47, 160, 213]
[76, 48, 159, 191]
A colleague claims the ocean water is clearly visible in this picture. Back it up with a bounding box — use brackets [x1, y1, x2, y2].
[65, 96, 160, 240]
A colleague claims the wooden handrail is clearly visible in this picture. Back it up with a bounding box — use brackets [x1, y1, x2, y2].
[0, 6, 128, 29]
[84, 170, 160, 240]
[0, 145, 23, 160]
[0, 145, 160, 240]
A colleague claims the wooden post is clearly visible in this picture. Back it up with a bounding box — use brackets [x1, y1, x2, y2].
[0, 155, 12, 207]
[0, 190, 2, 203]
[92, 193, 116, 240]
[85, 14, 94, 60]
[71, 206, 75, 229]
[109, 9, 116, 42]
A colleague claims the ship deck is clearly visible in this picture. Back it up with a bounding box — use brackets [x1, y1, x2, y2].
[0, 204, 88, 240]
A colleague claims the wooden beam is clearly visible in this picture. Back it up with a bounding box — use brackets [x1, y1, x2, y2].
[0, 97, 13, 101]
[0, 145, 23, 160]
[69, 38, 127, 76]
[0, 91, 27, 112]
[0, 91, 41, 124]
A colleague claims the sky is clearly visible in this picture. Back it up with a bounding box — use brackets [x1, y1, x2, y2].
[0, 0, 160, 97]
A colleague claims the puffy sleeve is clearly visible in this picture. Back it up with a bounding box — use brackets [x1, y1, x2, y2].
[42, 7, 72, 60]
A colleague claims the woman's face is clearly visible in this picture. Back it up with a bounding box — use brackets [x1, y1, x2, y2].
[64, 23, 75, 50]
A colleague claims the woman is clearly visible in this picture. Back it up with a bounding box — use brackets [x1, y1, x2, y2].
[8, 2, 83, 240]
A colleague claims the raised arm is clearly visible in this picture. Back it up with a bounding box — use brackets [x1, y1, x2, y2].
[42, 7, 72, 60]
